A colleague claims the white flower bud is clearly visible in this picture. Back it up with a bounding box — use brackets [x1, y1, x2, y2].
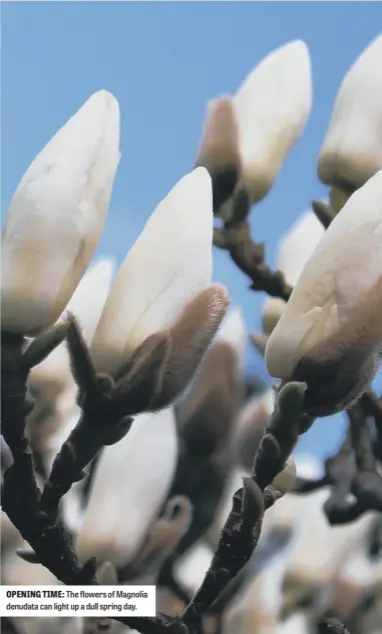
[76, 407, 178, 568]
[195, 41, 312, 222]
[262, 210, 325, 334]
[90, 167, 213, 378]
[265, 171, 382, 413]
[234, 40, 312, 206]
[2, 90, 120, 335]
[318, 35, 382, 194]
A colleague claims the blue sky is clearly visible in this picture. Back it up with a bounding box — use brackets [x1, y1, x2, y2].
[2, 1, 381, 459]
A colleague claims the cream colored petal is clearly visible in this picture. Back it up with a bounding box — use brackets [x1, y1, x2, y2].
[284, 491, 373, 590]
[76, 407, 178, 568]
[234, 40, 312, 204]
[175, 542, 214, 594]
[318, 34, 382, 190]
[329, 514, 379, 620]
[265, 170, 382, 379]
[262, 298, 287, 336]
[26, 257, 115, 444]
[261, 210, 325, 336]
[223, 552, 291, 634]
[217, 307, 247, 375]
[90, 167, 213, 377]
[2, 90, 120, 335]
[277, 211, 326, 287]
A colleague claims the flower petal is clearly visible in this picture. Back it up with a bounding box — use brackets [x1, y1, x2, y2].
[265, 171, 382, 383]
[90, 167, 213, 378]
[262, 209, 325, 335]
[2, 91, 120, 335]
[27, 257, 115, 446]
[75, 407, 178, 568]
[318, 35, 382, 191]
[233, 40, 312, 204]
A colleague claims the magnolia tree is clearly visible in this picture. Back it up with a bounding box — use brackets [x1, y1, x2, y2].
[1, 35, 382, 634]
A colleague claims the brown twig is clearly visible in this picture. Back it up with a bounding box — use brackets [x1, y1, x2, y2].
[214, 220, 292, 301]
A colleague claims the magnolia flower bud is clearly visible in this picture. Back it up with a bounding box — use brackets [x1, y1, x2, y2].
[2, 90, 120, 336]
[26, 257, 115, 449]
[90, 167, 213, 378]
[262, 210, 325, 335]
[265, 171, 382, 416]
[196, 40, 312, 221]
[76, 407, 178, 568]
[318, 35, 382, 202]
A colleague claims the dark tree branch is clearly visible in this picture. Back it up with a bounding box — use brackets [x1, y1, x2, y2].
[214, 220, 292, 301]
[318, 617, 351, 634]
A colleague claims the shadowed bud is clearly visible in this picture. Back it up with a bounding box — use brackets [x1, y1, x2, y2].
[262, 210, 325, 335]
[196, 41, 312, 222]
[2, 91, 120, 336]
[265, 171, 382, 415]
[75, 407, 178, 568]
[318, 35, 382, 203]
[90, 167, 213, 379]
[195, 97, 241, 215]
[26, 258, 115, 448]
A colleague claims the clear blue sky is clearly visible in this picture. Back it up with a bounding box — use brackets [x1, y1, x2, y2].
[2, 1, 382, 459]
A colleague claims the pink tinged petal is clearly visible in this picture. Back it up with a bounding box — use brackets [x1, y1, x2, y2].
[90, 167, 213, 378]
[75, 407, 178, 568]
[233, 40, 312, 204]
[318, 34, 382, 191]
[194, 97, 241, 218]
[2, 90, 120, 335]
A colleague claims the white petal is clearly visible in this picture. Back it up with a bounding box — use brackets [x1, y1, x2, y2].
[261, 210, 325, 336]
[2, 90, 120, 335]
[224, 552, 290, 634]
[285, 492, 373, 587]
[2, 542, 59, 585]
[64, 256, 115, 342]
[233, 40, 312, 204]
[90, 167, 213, 377]
[318, 35, 382, 190]
[330, 515, 380, 619]
[275, 612, 310, 634]
[277, 210, 326, 286]
[265, 170, 382, 379]
[262, 297, 287, 335]
[75, 407, 178, 568]
[27, 257, 115, 444]
[217, 307, 247, 374]
[175, 542, 214, 594]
